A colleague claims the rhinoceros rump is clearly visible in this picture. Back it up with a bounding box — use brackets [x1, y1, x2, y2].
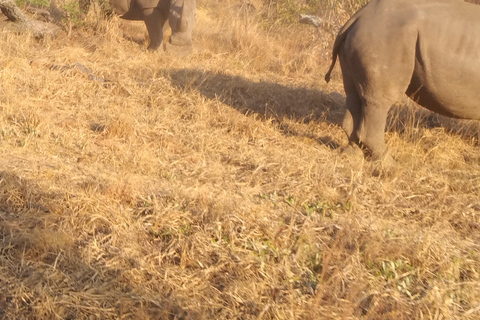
[111, 0, 196, 50]
[325, 0, 480, 160]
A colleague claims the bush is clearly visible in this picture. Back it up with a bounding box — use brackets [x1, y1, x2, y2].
[15, 0, 50, 8]
[259, 0, 367, 27]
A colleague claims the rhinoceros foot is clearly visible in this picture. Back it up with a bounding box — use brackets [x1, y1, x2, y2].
[340, 144, 364, 158]
[369, 155, 396, 177]
[164, 42, 193, 57]
[169, 32, 192, 47]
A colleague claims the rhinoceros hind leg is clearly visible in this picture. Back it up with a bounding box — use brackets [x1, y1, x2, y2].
[356, 97, 394, 161]
[143, 8, 168, 50]
[341, 56, 411, 161]
[355, 71, 411, 161]
[341, 70, 362, 146]
[169, 0, 195, 47]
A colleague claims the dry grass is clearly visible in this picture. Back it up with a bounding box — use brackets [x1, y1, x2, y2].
[1, 1, 480, 319]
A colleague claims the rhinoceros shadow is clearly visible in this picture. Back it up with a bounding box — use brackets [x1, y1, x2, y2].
[163, 69, 480, 147]
[163, 68, 346, 149]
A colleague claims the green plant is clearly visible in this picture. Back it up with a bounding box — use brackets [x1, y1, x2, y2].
[15, 0, 50, 8]
[259, 0, 368, 27]
[61, 0, 83, 26]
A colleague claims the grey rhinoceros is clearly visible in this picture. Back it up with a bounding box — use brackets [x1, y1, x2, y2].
[325, 0, 480, 161]
[111, 0, 196, 50]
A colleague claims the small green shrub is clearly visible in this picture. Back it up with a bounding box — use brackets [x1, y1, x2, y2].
[15, 0, 50, 8]
[259, 0, 368, 29]
[61, 0, 83, 25]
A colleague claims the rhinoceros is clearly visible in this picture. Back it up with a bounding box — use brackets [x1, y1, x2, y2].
[111, 0, 196, 50]
[325, 0, 480, 160]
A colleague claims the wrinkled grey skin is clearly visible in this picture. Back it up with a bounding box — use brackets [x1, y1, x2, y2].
[111, 0, 196, 50]
[325, 0, 480, 160]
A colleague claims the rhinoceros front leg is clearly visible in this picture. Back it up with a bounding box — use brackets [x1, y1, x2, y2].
[142, 8, 168, 50]
[169, 0, 196, 46]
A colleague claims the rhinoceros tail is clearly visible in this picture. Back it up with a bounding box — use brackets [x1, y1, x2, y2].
[324, 12, 361, 83]
[324, 53, 337, 83]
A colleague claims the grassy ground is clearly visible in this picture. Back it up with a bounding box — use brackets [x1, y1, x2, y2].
[1, 1, 480, 319]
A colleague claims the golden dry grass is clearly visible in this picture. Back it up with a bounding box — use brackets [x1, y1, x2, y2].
[1, 1, 480, 319]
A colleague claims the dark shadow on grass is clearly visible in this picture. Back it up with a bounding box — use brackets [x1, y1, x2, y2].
[163, 68, 480, 151]
[162, 68, 346, 149]
[0, 171, 201, 320]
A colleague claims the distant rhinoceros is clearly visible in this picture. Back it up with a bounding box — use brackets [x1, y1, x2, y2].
[111, 0, 196, 50]
[325, 0, 480, 161]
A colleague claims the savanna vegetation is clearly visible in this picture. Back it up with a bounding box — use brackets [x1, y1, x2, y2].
[1, 0, 480, 319]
